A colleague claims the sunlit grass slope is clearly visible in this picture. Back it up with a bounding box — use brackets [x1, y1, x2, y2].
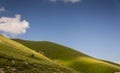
[0, 35, 77, 73]
[14, 39, 120, 73]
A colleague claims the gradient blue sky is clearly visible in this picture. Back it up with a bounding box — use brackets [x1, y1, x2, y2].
[0, 0, 120, 63]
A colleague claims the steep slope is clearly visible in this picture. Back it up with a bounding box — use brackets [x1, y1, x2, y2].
[0, 35, 77, 73]
[14, 39, 120, 73]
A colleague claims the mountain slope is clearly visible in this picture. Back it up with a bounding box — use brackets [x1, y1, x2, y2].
[0, 35, 77, 73]
[14, 39, 120, 73]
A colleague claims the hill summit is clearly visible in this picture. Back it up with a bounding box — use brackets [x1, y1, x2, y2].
[0, 35, 77, 73]
[14, 39, 120, 73]
[0, 34, 120, 73]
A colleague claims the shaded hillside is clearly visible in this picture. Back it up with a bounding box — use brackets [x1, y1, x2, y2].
[14, 39, 120, 73]
[0, 35, 77, 73]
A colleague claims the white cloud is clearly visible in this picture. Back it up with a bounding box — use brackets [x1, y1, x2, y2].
[0, 7, 6, 12]
[64, 0, 80, 3]
[0, 14, 30, 37]
[49, 0, 81, 3]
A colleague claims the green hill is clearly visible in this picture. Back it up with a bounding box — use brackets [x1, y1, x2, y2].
[0, 35, 77, 73]
[14, 39, 120, 73]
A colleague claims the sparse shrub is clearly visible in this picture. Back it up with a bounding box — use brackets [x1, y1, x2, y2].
[31, 54, 34, 58]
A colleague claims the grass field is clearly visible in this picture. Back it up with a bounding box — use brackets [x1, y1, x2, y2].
[14, 39, 120, 73]
[0, 35, 77, 73]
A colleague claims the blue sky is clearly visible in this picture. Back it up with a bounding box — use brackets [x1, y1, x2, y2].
[0, 0, 120, 63]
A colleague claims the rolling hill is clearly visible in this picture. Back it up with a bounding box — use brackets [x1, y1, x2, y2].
[0, 35, 77, 73]
[14, 39, 120, 73]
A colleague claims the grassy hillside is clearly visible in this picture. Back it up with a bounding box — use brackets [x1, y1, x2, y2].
[0, 35, 77, 73]
[14, 39, 120, 73]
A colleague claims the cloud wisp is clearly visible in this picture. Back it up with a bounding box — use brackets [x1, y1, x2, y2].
[0, 7, 6, 12]
[64, 0, 80, 3]
[0, 14, 30, 37]
[49, 0, 81, 3]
